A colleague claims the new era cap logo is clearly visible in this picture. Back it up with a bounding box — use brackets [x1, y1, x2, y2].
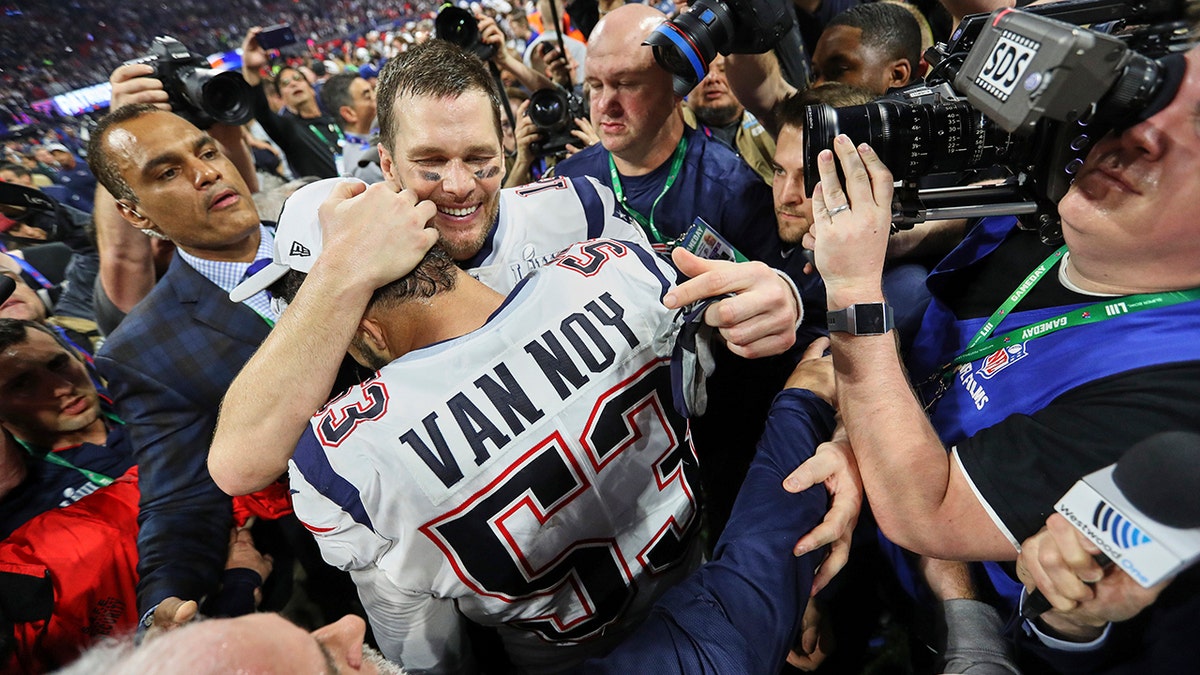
[290, 242, 311, 257]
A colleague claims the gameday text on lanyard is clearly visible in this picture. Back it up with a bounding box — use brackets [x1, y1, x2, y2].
[923, 245, 1200, 409]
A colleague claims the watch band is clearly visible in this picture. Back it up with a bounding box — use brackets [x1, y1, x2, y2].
[827, 302, 895, 335]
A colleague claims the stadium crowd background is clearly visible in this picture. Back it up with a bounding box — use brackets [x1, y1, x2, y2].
[2, 0, 1197, 672]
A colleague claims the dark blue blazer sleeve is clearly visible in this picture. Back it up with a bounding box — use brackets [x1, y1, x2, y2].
[579, 388, 835, 674]
[96, 355, 234, 615]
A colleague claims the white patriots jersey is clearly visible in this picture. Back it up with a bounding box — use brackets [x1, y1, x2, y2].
[466, 175, 647, 294]
[289, 240, 708, 674]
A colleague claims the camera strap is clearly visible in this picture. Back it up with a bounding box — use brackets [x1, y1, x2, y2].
[608, 135, 688, 245]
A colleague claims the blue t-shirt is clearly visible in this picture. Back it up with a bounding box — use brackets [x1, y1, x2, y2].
[555, 125, 785, 269]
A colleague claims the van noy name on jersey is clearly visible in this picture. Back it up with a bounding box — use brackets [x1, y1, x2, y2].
[397, 291, 644, 489]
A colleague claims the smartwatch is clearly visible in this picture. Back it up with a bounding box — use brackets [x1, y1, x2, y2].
[827, 302, 894, 335]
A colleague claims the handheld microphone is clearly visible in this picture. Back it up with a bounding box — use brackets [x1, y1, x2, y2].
[0, 275, 15, 304]
[1020, 431, 1200, 621]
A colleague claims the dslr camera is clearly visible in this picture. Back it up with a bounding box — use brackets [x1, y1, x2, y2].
[125, 37, 253, 128]
[435, 4, 497, 60]
[528, 87, 587, 158]
[802, 0, 1194, 233]
[645, 0, 796, 96]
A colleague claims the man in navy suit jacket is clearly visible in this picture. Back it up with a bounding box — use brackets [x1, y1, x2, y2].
[86, 103, 282, 629]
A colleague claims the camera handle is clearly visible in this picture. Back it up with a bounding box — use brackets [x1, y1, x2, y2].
[890, 180, 1041, 230]
[545, 0, 571, 75]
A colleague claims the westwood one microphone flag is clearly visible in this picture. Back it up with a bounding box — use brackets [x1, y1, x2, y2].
[1055, 435, 1200, 588]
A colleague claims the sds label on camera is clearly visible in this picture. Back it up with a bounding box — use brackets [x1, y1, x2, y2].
[976, 31, 1040, 102]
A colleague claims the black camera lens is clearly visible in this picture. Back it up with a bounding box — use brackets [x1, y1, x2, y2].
[529, 89, 569, 131]
[435, 5, 497, 61]
[179, 68, 254, 126]
[644, 0, 734, 97]
[803, 100, 1018, 195]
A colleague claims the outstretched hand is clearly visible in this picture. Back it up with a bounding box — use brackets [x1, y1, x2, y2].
[663, 247, 799, 358]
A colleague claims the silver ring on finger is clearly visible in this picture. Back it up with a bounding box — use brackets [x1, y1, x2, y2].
[827, 204, 851, 218]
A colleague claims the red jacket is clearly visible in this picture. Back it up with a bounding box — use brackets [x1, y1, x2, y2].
[1, 468, 139, 674]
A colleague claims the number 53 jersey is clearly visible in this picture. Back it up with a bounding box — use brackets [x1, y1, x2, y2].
[288, 239, 712, 674]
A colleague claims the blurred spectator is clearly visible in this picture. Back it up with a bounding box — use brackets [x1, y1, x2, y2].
[682, 53, 776, 184]
[725, 1, 924, 134]
[529, 0, 586, 43]
[0, 182, 99, 322]
[0, 319, 132, 539]
[318, 73, 383, 182]
[43, 144, 97, 213]
[524, 0, 589, 87]
[810, 2, 923, 93]
[0, 252, 102, 356]
[0, 162, 75, 206]
[242, 29, 344, 179]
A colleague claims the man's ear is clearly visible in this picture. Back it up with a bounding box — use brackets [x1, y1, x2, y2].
[379, 144, 398, 185]
[886, 59, 913, 89]
[339, 105, 358, 126]
[354, 315, 390, 360]
[114, 199, 157, 232]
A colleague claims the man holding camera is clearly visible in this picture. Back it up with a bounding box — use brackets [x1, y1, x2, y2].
[553, 3, 810, 538]
[760, 40, 1200, 670]
[241, 27, 343, 179]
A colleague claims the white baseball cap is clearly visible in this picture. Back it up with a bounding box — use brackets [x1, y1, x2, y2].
[229, 177, 366, 302]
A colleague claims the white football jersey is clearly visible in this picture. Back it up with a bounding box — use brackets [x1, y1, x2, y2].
[465, 175, 647, 294]
[289, 240, 709, 674]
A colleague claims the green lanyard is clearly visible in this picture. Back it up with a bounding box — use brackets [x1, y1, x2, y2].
[946, 245, 1200, 370]
[16, 411, 125, 487]
[39, 451, 115, 487]
[308, 123, 346, 151]
[923, 246, 1200, 409]
[608, 136, 688, 244]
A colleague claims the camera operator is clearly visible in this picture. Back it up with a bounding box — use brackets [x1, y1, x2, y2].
[754, 41, 1200, 673]
[240, 27, 343, 179]
[554, 3, 814, 540]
